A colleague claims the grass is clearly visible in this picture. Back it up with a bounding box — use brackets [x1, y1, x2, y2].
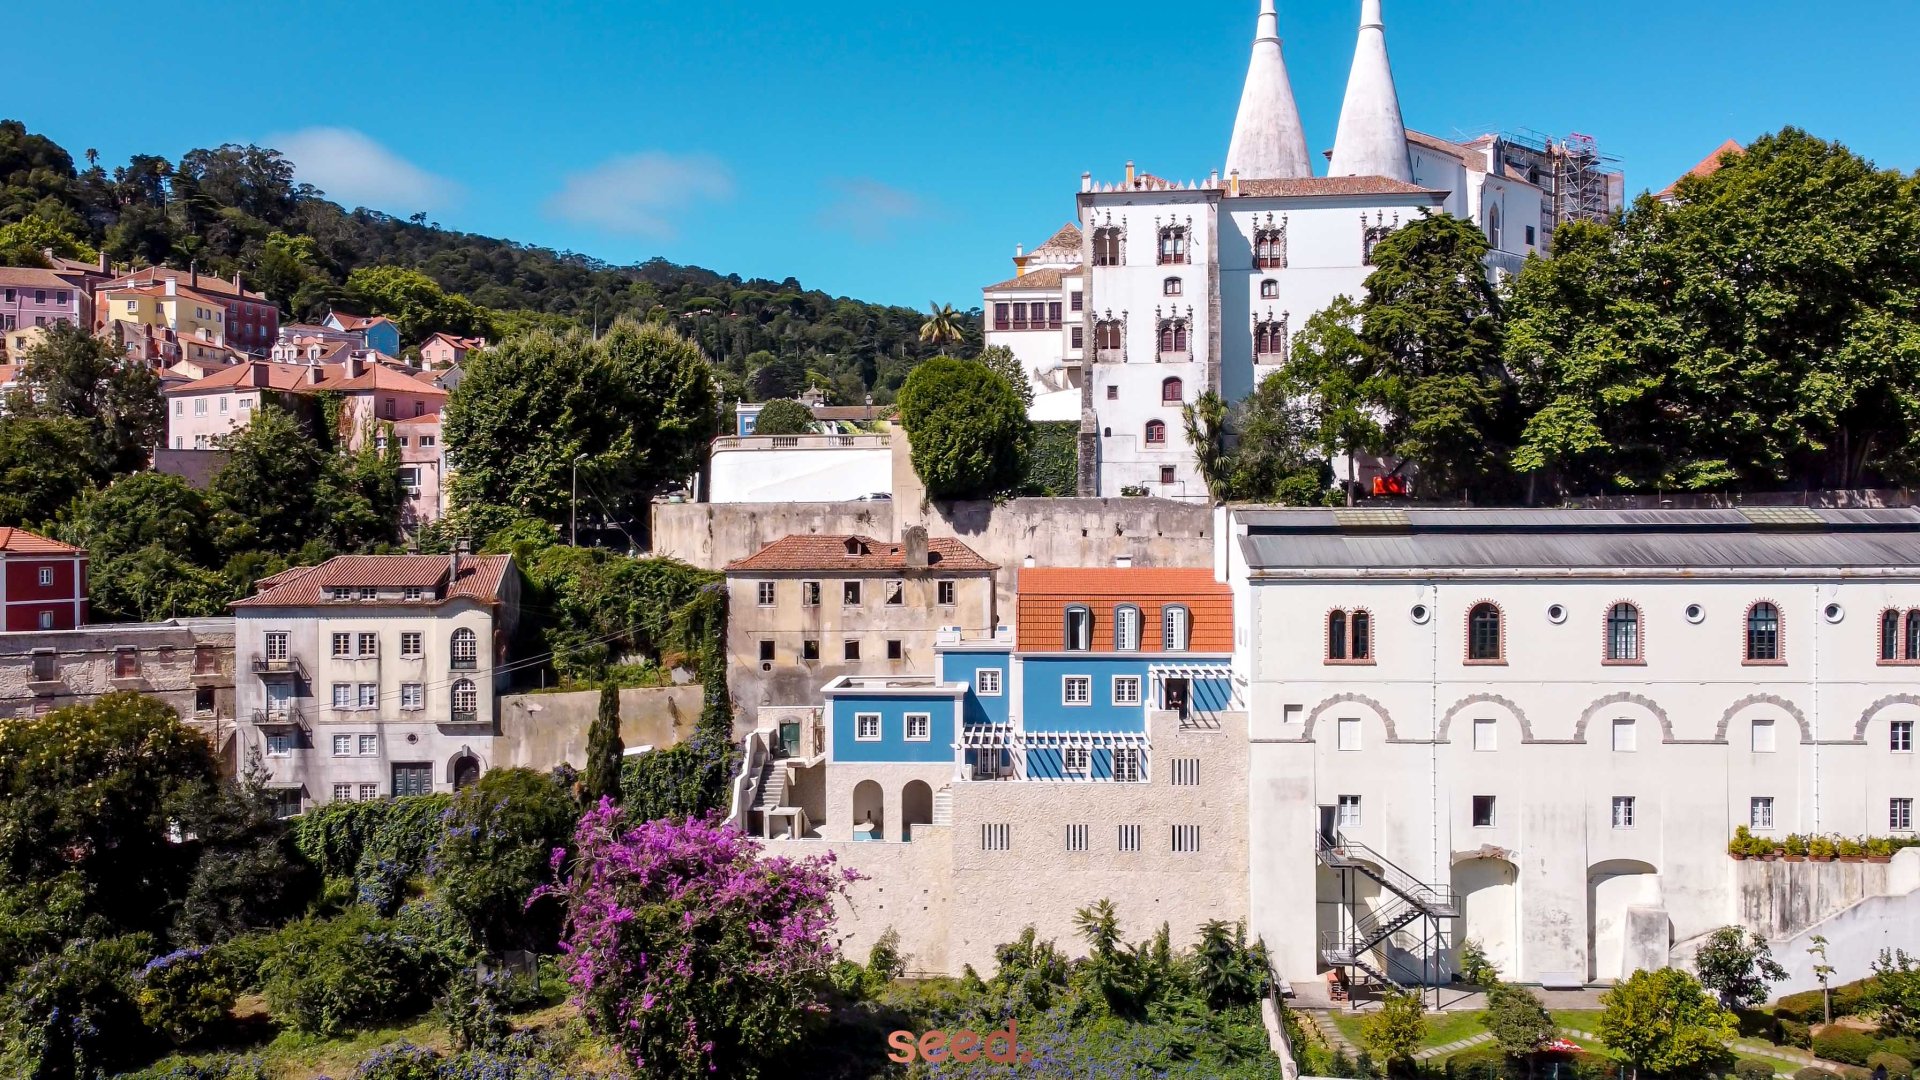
[1550, 1010, 1608, 1035]
[1327, 1007, 1487, 1052]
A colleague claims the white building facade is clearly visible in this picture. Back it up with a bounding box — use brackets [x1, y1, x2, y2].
[983, 0, 1619, 498]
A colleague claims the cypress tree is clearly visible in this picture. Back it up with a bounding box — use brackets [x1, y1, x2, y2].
[584, 681, 624, 805]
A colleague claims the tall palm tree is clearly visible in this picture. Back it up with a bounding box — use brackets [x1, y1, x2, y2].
[85, 148, 99, 167]
[919, 302, 964, 352]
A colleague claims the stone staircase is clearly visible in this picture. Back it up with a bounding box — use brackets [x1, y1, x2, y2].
[931, 786, 952, 826]
[753, 760, 787, 814]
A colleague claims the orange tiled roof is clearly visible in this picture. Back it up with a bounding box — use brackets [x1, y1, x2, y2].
[167, 361, 338, 395]
[233, 554, 512, 607]
[1016, 567, 1231, 652]
[1235, 176, 1443, 197]
[423, 332, 485, 351]
[984, 266, 1080, 292]
[328, 311, 393, 331]
[725, 534, 996, 573]
[305, 363, 448, 396]
[1660, 139, 1744, 198]
[104, 267, 266, 301]
[1032, 223, 1082, 253]
[0, 527, 82, 556]
[0, 267, 90, 290]
[102, 282, 233, 308]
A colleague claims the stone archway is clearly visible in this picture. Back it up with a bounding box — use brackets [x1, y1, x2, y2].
[1588, 859, 1659, 982]
[851, 779, 884, 841]
[901, 780, 933, 842]
[1452, 857, 1518, 981]
[448, 751, 482, 790]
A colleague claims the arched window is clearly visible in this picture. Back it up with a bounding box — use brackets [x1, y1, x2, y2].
[1162, 277, 1183, 296]
[1095, 319, 1123, 354]
[1352, 610, 1371, 660]
[1093, 226, 1122, 267]
[1161, 377, 1183, 404]
[1114, 605, 1141, 651]
[1255, 319, 1287, 361]
[452, 678, 478, 716]
[1884, 610, 1901, 662]
[1163, 605, 1190, 651]
[450, 627, 478, 669]
[1746, 602, 1781, 662]
[1144, 419, 1166, 445]
[1467, 603, 1503, 662]
[1488, 204, 1502, 249]
[1064, 605, 1092, 651]
[1328, 610, 1348, 660]
[1157, 319, 1189, 357]
[1606, 603, 1641, 662]
[1906, 610, 1920, 662]
[1326, 609, 1373, 662]
[1255, 227, 1286, 269]
[1260, 278, 1279, 299]
[1157, 225, 1188, 265]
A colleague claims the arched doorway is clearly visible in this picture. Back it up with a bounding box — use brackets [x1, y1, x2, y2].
[901, 780, 933, 842]
[450, 752, 481, 790]
[1452, 857, 1518, 982]
[851, 780, 884, 841]
[1588, 860, 1659, 982]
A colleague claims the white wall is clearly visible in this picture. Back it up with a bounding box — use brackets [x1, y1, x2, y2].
[709, 445, 894, 503]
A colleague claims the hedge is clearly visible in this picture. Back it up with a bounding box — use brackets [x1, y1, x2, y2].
[288, 794, 451, 913]
[1022, 420, 1079, 497]
[1867, 1053, 1914, 1080]
[1778, 980, 1876, 1025]
[1734, 1060, 1778, 1080]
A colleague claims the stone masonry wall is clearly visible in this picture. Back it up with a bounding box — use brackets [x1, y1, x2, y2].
[496, 685, 704, 772]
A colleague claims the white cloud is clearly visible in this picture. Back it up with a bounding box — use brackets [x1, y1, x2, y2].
[544, 152, 735, 237]
[816, 178, 925, 243]
[266, 127, 461, 212]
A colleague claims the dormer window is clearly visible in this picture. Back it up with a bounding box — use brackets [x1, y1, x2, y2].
[1114, 605, 1141, 651]
[1162, 605, 1190, 651]
[1064, 606, 1092, 651]
[332, 587, 351, 601]
[843, 537, 865, 556]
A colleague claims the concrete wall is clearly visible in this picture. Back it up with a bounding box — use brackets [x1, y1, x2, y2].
[709, 442, 894, 503]
[1734, 854, 1911, 940]
[1766, 852, 1920, 995]
[496, 684, 705, 771]
[650, 502, 894, 571]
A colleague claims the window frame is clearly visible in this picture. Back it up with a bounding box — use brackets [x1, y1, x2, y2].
[1336, 794, 1362, 828]
[842, 580, 862, 606]
[1472, 717, 1497, 752]
[1063, 605, 1092, 651]
[975, 667, 1002, 696]
[1472, 795, 1496, 828]
[854, 712, 882, 742]
[1611, 717, 1638, 753]
[937, 579, 956, 606]
[1611, 795, 1636, 829]
[1894, 797, 1914, 832]
[904, 712, 930, 742]
[1113, 747, 1143, 783]
[1161, 376, 1183, 404]
[1062, 675, 1092, 707]
[801, 580, 821, 607]
[1744, 600, 1784, 664]
[1751, 718, 1777, 753]
[1114, 604, 1141, 651]
[1162, 604, 1190, 651]
[757, 581, 776, 606]
[1893, 719, 1914, 753]
[1143, 419, 1167, 446]
[884, 579, 904, 606]
[1750, 796, 1775, 831]
[1466, 601, 1505, 664]
[1064, 745, 1090, 776]
[1336, 717, 1362, 752]
[1604, 601, 1644, 665]
[1112, 675, 1142, 706]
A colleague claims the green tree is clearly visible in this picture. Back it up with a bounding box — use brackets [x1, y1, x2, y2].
[1284, 296, 1386, 505]
[920, 302, 966, 350]
[431, 768, 577, 955]
[0, 935, 155, 1080]
[1359, 990, 1427, 1076]
[747, 352, 806, 401]
[1868, 949, 1920, 1037]
[17, 320, 164, 475]
[345, 265, 494, 345]
[1191, 919, 1267, 1010]
[896, 356, 1031, 500]
[1694, 926, 1789, 1009]
[582, 682, 624, 807]
[207, 406, 337, 555]
[1233, 372, 1332, 503]
[1360, 213, 1513, 501]
[1809, 935, 1835, 1024]
[0, 212, 96, 266]
[1457, 937, 1500, 988]
[1485, 983, 1555, 1068]
[1598, 967, 1736, 1080]
[1072, 898, 1148, 1018]
[0, 416, 103, 526]
[976, 344, 1034, 409]
[750, 398, 814, 436]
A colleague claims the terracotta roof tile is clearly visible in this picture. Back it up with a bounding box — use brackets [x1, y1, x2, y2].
[0, 266, 89, 290]
[724, 534, 996, 573]
[305, 363, 448, 396]
[984, 266, 1079, 292]
[104, 267, 266, 301]
[1235, 176, 1443, 198]
[167, 361, 337, 395]
[0, 527, 82, 556]
[1660, 139, 1744, 198]
[1016, 567, 1231, 652]
[1033, 223, 1082, 253]
[233, 554, 512, 607]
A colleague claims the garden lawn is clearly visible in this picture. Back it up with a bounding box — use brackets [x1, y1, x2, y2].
[1328, 1008, 1487, 1051]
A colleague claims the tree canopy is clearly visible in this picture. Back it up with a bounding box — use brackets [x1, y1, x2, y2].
[1598, 967, 1737, 1079]
[896, 356, 1032, 500]
[750, 398, 814, 436]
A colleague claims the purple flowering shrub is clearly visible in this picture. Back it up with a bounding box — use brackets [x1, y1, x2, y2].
[135, 946, 236, 1045]
[545, 800, 857, 1078]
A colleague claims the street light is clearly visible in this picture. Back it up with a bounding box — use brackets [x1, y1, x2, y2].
[570, 453, 588, 546]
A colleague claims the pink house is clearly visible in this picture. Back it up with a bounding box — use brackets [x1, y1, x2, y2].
[165, 361, 331, 449]
[418, 331, 485, 370]
[309, 359, 448, 450]
[389, 414, 447, 526]
[0, 267, 92, 357]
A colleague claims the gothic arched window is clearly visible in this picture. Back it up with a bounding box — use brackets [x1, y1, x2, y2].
[1093, 227, 1123, 267]
[1157, 319, 1189, 358]
[1255, 319, 1288, 362]
[1157, 225, 1189, 265]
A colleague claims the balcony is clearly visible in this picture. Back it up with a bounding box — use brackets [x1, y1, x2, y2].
[450, 657, 477, 671]
[250, 655, 307, 679]
[250, 706, 305, 728]
[447, 709, 481, 725]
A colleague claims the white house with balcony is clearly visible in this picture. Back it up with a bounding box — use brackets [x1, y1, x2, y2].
[231, 553, 520, 814]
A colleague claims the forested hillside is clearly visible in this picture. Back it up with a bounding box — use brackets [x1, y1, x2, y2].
[0, 119, 971, 403]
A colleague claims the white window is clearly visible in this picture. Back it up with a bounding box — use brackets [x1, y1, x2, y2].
[401, 683, 423, 710]
[1064, 746, 1090, 776]
[332, 683, 353, 709]
[357, 587, 376, 601]
[1612, 796, 1636, 829]
[1171, 824, 1201, 853]
[1752, 719, 1777, 753]
[1163, 605, 1190, 651]
[1895, 720, 1914, 753]
[194, 398, 207, 415]
[1337, 795, 1362, 827]
[357, 632, 377, 656]
[265, 733, 294, 757]
[1337, 717, 1362, 751]
[1170, 758, 1200, 786]
[358, 734, 378, 756]
[359, 782, 379, 802]
[855, 713, 881, 741]
[36, 567, 51, 587]
[1066, 823, 1089, 852]
[1063, 675, 1091, 706]
[1751, 796, 1775, 830]
[37, 611, 52, 630]
[975, 668, 1002, 696]
[1612, 718, 1637, 752]
[1115, 606, 1140, 651]
[801, 581, 821, 606]
[1894, 798, 1914, 832]
[219, 396, 228, 413]
[332, 783, 353, 802]
[332, 734, 351, 756]
[905, 713, 930, 741]
[332, 587, 352, 602]
[402, 587, 422, 601]
[331, 632, 352, 657]
[452, 679, 478, 715]
[1114, 747, 1143, 783]
[981, 823, 1011, 851]
[265, 632, 289, 661]
[1473, 718, 1497, 751]
[757, 581, 775, 606]
[1112, 675, 1141, 705]
[357, 683, 376, 708]
[400, 632, 422, 658]
[1118, 824, 1142, 853]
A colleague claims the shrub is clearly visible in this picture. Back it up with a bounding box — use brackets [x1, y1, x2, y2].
[116, 1055, 272, 1080]
[289, 794, 452, 913]
[1780, 1019, 1814, 1049]
[1459, 937, 1500, 988]
[256, 911, 438, 1036]
[896, 355, 1032, 499]
[749, 398, 813, 436]
[1735, 1058, 1778, 1080]
[353, 1042, 441, 1080]
[1814, 1029, 1880, 1067]
[0, 934, 155, 1079]
[136, 946, 237, 1046]
[1866, 1052, 1914, 1080]
[1796, 1069, 1838, 1080]
[430, 768, 575, 954]
[1022, 420, 1079, 497]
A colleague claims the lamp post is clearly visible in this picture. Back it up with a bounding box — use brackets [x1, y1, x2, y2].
[570, 452, 588, 546]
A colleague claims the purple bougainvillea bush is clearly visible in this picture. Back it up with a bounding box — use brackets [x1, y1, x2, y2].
[541, 800, 858, 1078]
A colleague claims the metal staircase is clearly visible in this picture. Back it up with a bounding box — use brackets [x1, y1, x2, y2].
[1316, 830, 1457, 999]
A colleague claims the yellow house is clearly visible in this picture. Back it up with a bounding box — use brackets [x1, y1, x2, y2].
[98, 281, 227, 345]
[1, 324, 48, 364]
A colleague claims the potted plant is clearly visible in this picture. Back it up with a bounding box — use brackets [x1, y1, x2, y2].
[1730, 826, 1754, 860]
[1785, 834, 1809, 861]
[1838, 837, 1866, 862]
[1809, 836, 1838, 862]
[1867, 837, 1894, 863]
[1758, 837, 1781, 861]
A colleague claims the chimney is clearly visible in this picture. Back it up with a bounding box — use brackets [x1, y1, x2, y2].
[1115, 554, 1134, 568]
[232, 270, 243, 296]
[164, 277, 177, 296]
[1125, 160, 1136, 186]
[902, 525, 929, 569]
[345, 354, 365, 379]
[189, 261, 198, 289]
[1230, 169, 1241, 197]
[306, 365, 324, 385]
[98, 250, 108, 273]
[249, 362, 270, 388]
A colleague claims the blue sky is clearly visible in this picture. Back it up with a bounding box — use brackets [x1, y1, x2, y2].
[10, 1, 1918, 310]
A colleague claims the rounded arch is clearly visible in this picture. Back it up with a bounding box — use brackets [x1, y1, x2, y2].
[1452, 856, 1518, 981]
[1487, 204, 1502, 248]
[1114, 603, 1142, 650]
[1588, 859, 1662, 983]
[901, 780, 933, 842]
[450, 626, 479, 666]
[1603, 600, 1644, 663]
[851, 779, 884, 841]
[1744, 599, 1785, 663]
[1161, 376, 1184, 403]
[1854, 693, 1920, 743]
[450, 677, 479, 718]
[448, 750, 483, 789]
[1304, 692, 1397, 742]
[1259, 277, 1279, 299]
[1438, 693, 1533, 743]
[1576, 692, 1674, 743]
[1715, 693, 1811, 744]
[1143, 419, 1167, 446]
[1465, 600, 1505, 663]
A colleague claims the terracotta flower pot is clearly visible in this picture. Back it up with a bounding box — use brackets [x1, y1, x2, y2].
[1785, 855, 1806, 862]
[1759, 853, 1780, 861]
[1839, 855, 1864, 863]
[1811, 854, 1836, 862]
[1730, 853, 1748, 861]
[1867, 855, 1892, 864]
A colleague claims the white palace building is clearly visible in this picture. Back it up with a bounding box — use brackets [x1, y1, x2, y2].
[983, 0, 1623, 499]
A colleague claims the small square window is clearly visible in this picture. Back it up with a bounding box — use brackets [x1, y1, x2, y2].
[1472, 795, 1496, 827]
[333, 683, 353, 709]
[1752, 719, 1777, 753]
[1160, 466, 1176, 485]
[1106, 385, 1119, 400]
[1064, 746, 1090, 775]
[1337, 717, 1362, 751]
[975, 668, 1002, 696]
[403, 586, 422, 601]
[266, 733, 295, 757]
[1472, 718, 1496, 751]
[358, 734, 378, 756]
[757, 581, 776, 606]
[843, 581, 862, 606]
[1612, 796, 1636, 829]
[887, 640, 903, 660]
[801, 581, 821, 606]
[937, 580, 956, 606]
[905, 713, 930, 741]
[401, 683, 422, 709]
[759, 640, 775, 662]
[332, 632, 352, 657]
[1063, 675, 1091, 705]
[357, 683, 377, 708]
[1171, 824, 1201, 853]
[1066, 823, 1089, 852]
[332, 734, 351, 756]
[1337, 795, 1362, 827]
[855, 713, 881, 741]
[802, 640, 820, 661]
[359, 782, 379, 802]
[1118, 823, 1141, 852]
[1751, 796, 1775, 830]
[333, 782, 353, 801]
[1895, 721, 1914, 752]
[358, 587, 376, 601]
[843, 639, 861, 661]
[1112, 675, 1141, 705]
[1612, 718, 1637, 752]
[401, 632, 422, 658]
[357, 632, 378, 656]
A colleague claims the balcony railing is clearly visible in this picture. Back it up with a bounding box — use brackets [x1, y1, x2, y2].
[450, 657, 478, 671]
[448, 709, 480, 725]
[712, 434, 891, 452]
[250, 655, 308, 679]
[251, 706, 305, 727]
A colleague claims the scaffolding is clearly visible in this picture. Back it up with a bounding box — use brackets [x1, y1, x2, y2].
[1493, 129, 1624, 250]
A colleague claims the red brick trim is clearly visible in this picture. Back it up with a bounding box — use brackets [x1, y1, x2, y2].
[1601, 599, 1646, 666]
[1323, 607, 1378, 666]
[1463, 599, 1506, 666]
[1742, 598, 1787, 666]
[1879, 608, 1920, 666]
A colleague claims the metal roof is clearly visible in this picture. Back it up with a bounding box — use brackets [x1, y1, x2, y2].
[1235, 507, 1920, 572]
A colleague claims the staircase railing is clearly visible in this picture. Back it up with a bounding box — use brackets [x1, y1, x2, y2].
[1314, 830, 1458, 917]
